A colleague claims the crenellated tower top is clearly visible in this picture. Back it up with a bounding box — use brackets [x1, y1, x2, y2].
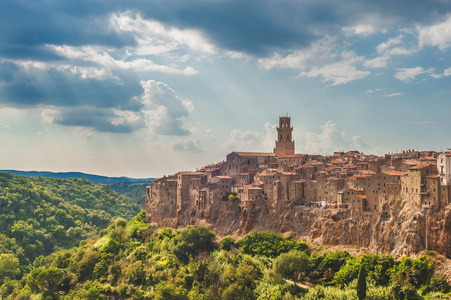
[274, 116, 295, 157]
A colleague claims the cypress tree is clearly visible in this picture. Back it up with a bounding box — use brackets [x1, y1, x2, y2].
[357, 264, 367, 300]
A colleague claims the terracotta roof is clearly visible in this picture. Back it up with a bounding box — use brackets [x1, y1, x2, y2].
[409, 164, 429, 170]
[381, 170, 404, 176]
[281, 172, 296, 175]
[404, 159, 421, 165]
[233, 152, 275, 157]
[278, 154, 304, 158]
[247, 186, 263, 190]
[178, 172, 205, 176]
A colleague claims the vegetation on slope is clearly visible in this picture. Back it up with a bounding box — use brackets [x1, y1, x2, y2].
[0, 172, 140, 277]
[106, 182, 149, 208]
[1, 210, 450, 300]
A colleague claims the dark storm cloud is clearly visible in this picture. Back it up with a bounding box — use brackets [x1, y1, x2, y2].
[0, 0, 135, 60]
[0, 66, 143, 110]
[130, 0, 451, 56]
[45, 107, 145, 133]
[2, 0, 451, 60]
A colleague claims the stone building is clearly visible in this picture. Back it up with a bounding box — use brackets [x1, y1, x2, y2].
[364, 170, 403, 212]
[401, 164, 437, 208]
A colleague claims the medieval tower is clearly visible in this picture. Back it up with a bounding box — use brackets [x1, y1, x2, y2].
[274, 116, 295, 157]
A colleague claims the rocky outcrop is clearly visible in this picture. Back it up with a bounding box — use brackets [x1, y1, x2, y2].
[147, 195, 451, 259]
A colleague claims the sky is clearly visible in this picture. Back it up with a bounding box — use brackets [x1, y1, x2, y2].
[1, 0, 451, 178]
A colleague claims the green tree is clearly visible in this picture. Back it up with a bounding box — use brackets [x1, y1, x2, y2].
[0, 254, 20, 284]
[28, 268, 65, 296]
[238, 231, 309, 258]
[172, 225, 216, 264]
[221, 236, 237, 251]
[357, 265, 367, 300]
[273, 250, 310, 285]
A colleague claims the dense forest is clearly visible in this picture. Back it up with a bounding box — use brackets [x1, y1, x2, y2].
[0, 172, 140, 276]
[1, 210, 450, 299]
[106, 183, 148, 208]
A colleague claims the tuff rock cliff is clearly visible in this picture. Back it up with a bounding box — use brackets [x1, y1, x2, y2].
[146, 195, 451, 260]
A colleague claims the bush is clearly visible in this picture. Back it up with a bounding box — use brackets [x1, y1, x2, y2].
[273, 250, 310, 284]
[221, 236, 238, 251]
[238, 231, 309, 258]
[171, 226, 216, 264]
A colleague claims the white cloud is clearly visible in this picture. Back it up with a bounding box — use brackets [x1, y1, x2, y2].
[431, 66, 451, 78]
[262, 122, 277, 151]
[218, 129, 260, 154]
[111, 11, 217, 54]
[385, 92, 405, 97]
[376, 35, 404, 54]
[171, 138, 203, 152]
[394, 67, 433, 82]
[365, 88, 381, 94]
[343, 24, 377, 36]
[300, 62, 370, 85]
[363, 56, 390, 68]
[300, 121, 373, 155]
[41, 108, 58, 123]
[47, 45, 198, 76]
[258, 38, 333, 70]
[418, 15, 451, 50]
[139, 80, 191, 136]
[258, 39, 370, 85]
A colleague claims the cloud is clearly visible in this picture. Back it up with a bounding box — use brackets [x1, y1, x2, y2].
[218, 129, 260, 154]
[139, 80, 191, 136]
[431, 66, 451, 78]
[300, 121, 373, 154]
[365, 88, 381, 94]
[259, 40, 370, 85]
[364, 34, 417, 70]
[262, 122, 277, 151]
[300, 58, 370, 85]
[418, 15, 451, 50]
[0, 63, 144, 110]
[38, 79, 192, 135]
[363, 56, 390, 68]
[394, 67, 433, 82]
[385, 92, 405, 97]
[45, 45, 198, 76]
[41, 107, 144, 133]
[111, 11, 217, 55]
[171, 138, 203, 152]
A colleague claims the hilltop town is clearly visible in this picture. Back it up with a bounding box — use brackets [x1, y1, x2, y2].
[146, 117, 451, 258]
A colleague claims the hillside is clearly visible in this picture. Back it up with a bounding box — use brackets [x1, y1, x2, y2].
[0, 170, 154, 184]
[0, 172, 140, 275]
[106, 182, 148, 207]
[1, 214, 450, 299]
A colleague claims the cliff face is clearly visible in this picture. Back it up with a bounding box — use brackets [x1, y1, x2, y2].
[146, 195, 451, 259]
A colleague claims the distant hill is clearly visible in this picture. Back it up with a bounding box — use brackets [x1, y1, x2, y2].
[0, 170, 154, 184]
[0, 172, 142, 276]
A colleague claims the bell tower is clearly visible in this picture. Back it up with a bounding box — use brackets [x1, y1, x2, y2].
[274, 116, 295, 157]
